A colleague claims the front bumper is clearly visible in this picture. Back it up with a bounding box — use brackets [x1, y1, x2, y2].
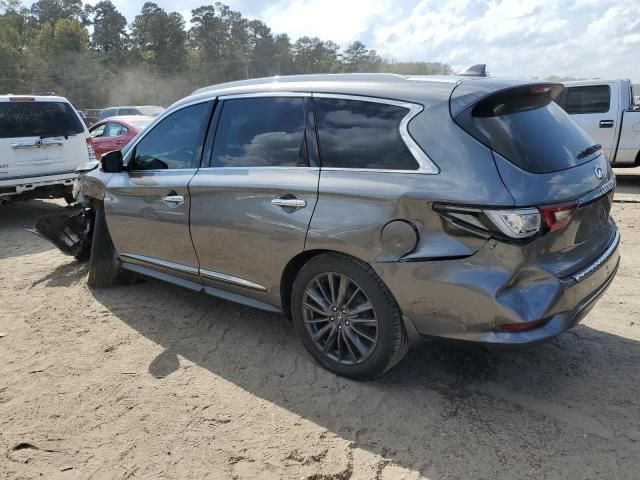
[373, 229, 620, 345]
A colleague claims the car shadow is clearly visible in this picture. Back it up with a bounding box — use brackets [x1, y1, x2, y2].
[0, 199, 68, 259]
[91, 278, 640, 477]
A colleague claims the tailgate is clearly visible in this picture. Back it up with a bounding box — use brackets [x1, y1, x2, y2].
[0, 99, 89, 182]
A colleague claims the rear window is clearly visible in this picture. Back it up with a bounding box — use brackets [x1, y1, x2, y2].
[455, 85, 599, 174]
[564, 85, 611, 114]
[0, 101, 84, 139]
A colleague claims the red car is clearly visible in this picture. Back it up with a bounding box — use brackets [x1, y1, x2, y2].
[88, 116, 154, 160]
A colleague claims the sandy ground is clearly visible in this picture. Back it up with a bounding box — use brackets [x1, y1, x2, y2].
[1, 171, 639, 479]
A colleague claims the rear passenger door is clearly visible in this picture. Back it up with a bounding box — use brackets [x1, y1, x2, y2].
[561, 84, 618, 159]
[189, 94, 319, 304]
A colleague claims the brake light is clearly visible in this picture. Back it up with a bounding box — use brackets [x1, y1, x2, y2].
[86, 137, 96, 161]
[540, 203, 576, 232]
[10, 96, 35, 102]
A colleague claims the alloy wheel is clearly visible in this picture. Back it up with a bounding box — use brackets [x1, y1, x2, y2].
[302, 272, 379, 365]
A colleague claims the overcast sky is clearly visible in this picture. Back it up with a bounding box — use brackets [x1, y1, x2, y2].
[84, 0, 639, 81]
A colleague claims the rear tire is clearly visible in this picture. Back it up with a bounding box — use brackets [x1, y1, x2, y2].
[87, 205, 123, 287]
[291, 253, 409, 380]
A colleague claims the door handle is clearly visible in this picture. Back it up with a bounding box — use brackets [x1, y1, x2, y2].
[599, 120, 614, 128]
[271, 196, 307, 209]
[161, 194, 185, 206]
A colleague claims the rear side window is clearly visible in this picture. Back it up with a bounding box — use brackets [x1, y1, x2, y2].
[211, 97, 307, 168]
[455, 86, 599, 174]
[0, 101, 84, 139]
[131, 102, 210, 170]
[564, 86, 611, 114]
[314, 98, 418, 170]
[105, 123, 127, 137]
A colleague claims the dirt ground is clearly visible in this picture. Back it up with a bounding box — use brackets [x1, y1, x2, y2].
[1, 171, 639, 479]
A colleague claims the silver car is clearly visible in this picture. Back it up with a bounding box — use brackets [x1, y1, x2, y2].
[39, 74, 620, 380]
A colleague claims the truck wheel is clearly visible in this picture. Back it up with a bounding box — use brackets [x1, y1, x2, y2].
[291, 253, 409, 380]
[87, 205, 123, 287]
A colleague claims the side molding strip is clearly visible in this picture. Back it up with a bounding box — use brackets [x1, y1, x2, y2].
[199, 268, 267, 292]
[120, 253, 199, 276]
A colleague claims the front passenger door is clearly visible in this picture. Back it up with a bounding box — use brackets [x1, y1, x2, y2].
[104, 101, 213, 279]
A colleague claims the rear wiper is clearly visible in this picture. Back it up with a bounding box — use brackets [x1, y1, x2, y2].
[577, 144, 602, 159]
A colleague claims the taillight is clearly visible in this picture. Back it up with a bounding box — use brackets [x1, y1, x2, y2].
[484, 208, 541, 239]
[540, 203, 576, 232]
[434, 204, 542, 241]
[86, 137, 96, 161]
[9, 96, 35, 102]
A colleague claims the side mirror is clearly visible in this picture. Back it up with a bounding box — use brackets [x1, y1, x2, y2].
[101, 150, 124, 173]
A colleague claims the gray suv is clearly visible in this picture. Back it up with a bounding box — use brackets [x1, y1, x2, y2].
[41, 74, 620, 380]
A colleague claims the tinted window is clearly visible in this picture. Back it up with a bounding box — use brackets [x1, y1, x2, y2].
[0, 101, 84, 138]
[314, 98, 418, 170]
[118, 108, 139, 116]
[211, 97, 307, 168]
[564, 86, 611, 114]
[132, 102, 210, 170]
[99, 108, 117, 121]
[456, 89, 598, 174]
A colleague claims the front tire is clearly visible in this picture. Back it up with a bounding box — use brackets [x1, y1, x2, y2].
[87, 205, 123, 287]
[291, 253, 409, 380]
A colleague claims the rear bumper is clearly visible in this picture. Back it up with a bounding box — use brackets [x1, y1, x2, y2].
[0, 172, 77, 197]
[372, 228, 620, 345]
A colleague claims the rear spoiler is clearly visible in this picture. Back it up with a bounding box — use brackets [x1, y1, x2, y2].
[449, 81, 564, 118]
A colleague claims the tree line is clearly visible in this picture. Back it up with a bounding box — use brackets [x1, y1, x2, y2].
[0, 0, 453, 109]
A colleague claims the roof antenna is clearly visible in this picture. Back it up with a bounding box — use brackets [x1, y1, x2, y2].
[457, 64, 488, 77]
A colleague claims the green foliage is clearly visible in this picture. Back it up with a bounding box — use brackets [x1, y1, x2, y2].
[0, 0, 453, 108]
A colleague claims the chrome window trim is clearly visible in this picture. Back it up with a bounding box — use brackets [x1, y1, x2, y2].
[120, 253, 199, 276]
[312, 92, 440, 175]
[570, 229, 620, 282]
[218, 91, 311, 100]
[199, 268, 267, 292]
[196, 166, 320, 172]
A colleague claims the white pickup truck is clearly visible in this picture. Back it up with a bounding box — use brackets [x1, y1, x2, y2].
[556, 79, 640, 167]
[0, 94, 95, 204]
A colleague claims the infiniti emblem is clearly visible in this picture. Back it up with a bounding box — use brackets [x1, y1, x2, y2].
[594, 167, 604, 180]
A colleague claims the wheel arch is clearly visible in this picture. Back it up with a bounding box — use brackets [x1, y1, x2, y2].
[280, 249, 368, 320]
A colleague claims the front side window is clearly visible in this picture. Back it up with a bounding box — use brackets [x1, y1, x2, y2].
[211, 97, 307, 168]
[564, 86, 611, 114]
[90, 123, 106, 138]
[131, 102, 210, 171]
[314, 98, 419, 170]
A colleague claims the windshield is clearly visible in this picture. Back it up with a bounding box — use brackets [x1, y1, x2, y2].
[455, 88, 599, 174]
[0, 101, 84, 139]
[137, 106, 164, 116]
[131, 119, 152, 130]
